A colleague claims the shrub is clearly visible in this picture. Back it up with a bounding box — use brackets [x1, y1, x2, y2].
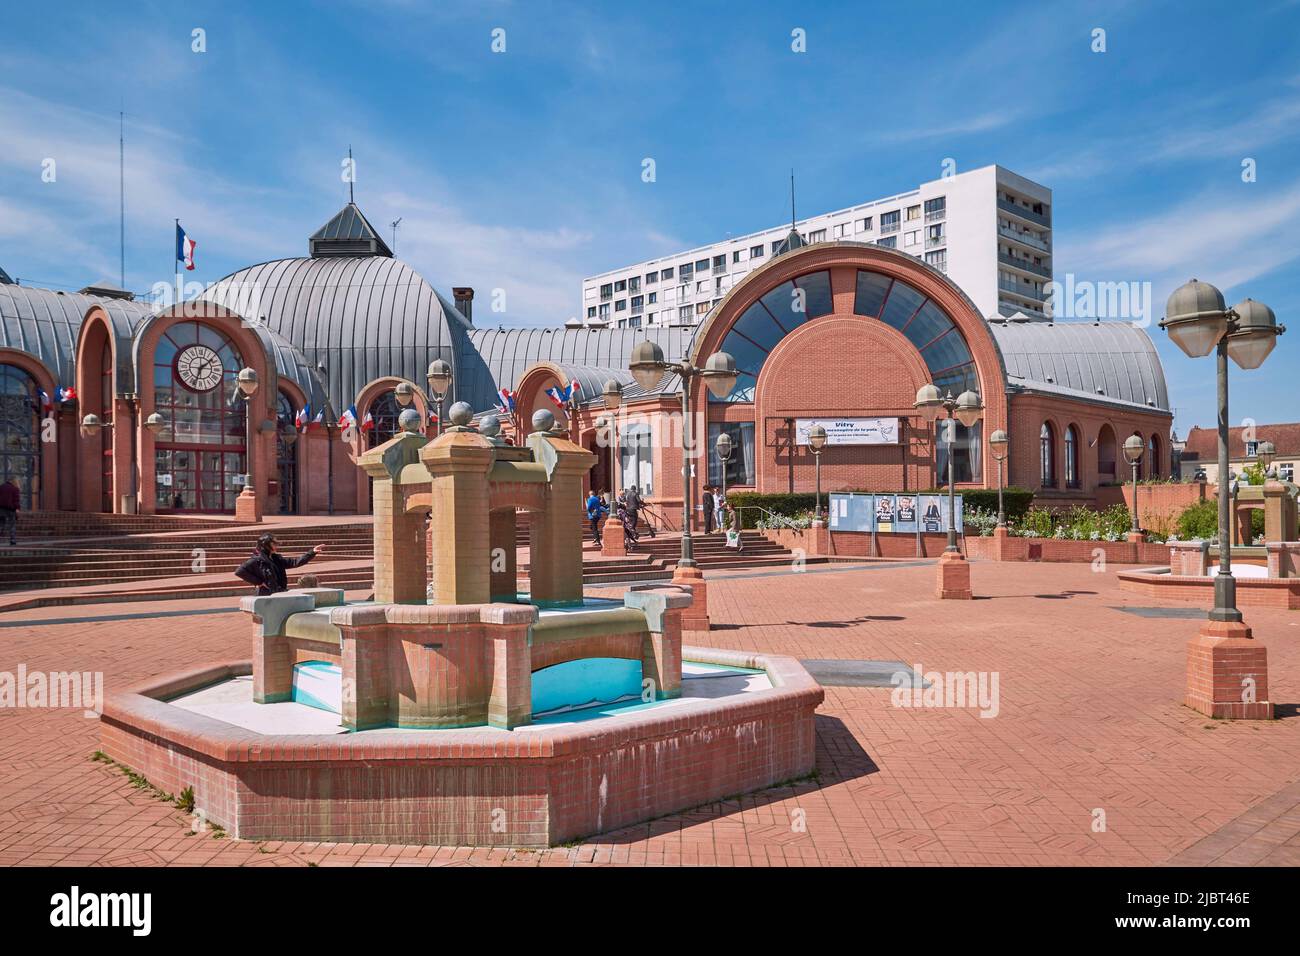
[1176, 499, 1218, 540]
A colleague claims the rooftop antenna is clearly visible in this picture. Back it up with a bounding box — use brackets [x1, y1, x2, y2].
[390, 216, 402, 253]
[790, 168, 796, 228]
[119, 107, 126, 288]
[348, 145, 355, 204]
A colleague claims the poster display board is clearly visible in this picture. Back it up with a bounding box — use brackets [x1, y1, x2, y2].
[829, 492, 965, 533]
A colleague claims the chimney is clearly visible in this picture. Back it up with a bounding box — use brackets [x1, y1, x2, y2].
[453, 287, 474, 322]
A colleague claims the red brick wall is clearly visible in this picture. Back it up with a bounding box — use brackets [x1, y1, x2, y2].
[1095, 481, 1206, 535]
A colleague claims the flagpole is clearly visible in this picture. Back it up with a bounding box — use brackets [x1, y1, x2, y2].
[174, 218, 181, 311]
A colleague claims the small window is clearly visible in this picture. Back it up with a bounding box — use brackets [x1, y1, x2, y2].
[661, 266, 673, 279]
[1040, 423, 1055, 487]
[614, 279, 626, 292]
[614, 299, 626, 311]
[906, 204, 921, 221]
[750, 245, 764, 258]
[732, 250, 742, 263]
[646, 271, 658, 284]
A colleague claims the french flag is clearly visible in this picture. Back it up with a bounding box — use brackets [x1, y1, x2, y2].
[496, 387, 516, 413]
[312, 408, 326, 427]
[545, 386, 567, 410]
[339, 405, 358, 429]
[176, 223, 197, 271]
[295, 404, 310, 430]
[38, 389, 54, 413]
[428, 407, 439, 425]
[360, 410, 374, 432]
[57, 386, 77, 403]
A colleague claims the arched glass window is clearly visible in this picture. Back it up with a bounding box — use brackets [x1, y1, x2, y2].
[936, 420, 983, 484]
[710, 271, 834, 402]
[1040, 422, 1055, 487]
[1065, 425, 1080, 488]
[366, 390, 403, 448]
[856, 271, 977, 397]
[0, 364, 42, 510]
[152, 322, 247, 512]
[1148, 434, 1161, 479]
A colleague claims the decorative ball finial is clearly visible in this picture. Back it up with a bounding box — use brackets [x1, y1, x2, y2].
[447, 402, 473, 427]
[531, 408, 555, 433]
[398, 408, 423, 433]
[479, 414, 501, 439]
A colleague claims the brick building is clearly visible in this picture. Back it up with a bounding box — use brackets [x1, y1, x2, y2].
[1178, 422, 1300, 484]
[0, 202, 1172, 521]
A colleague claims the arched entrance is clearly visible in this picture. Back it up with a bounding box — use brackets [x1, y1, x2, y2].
[0, 364, 42, 509]
[151, 322, 247, 512]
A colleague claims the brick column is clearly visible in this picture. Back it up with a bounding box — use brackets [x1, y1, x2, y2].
[334, 608, 392, 731]
[625, 584, 691, 699]
[936, 550, 972, 599]
[241, 593, 315, 703]
[601, 514, 627, 556]
[1185, 619, 1272, 720]
[527, 431, 595, 605]
[673, 564, 710, 630]
[422, 430, 495, 605]
[483, 606, 537, 729]
[489, 508, 519, 601]
[358, 431, 431, 604]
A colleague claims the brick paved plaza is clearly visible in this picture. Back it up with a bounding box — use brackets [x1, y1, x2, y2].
[1, 557, 1297, 867]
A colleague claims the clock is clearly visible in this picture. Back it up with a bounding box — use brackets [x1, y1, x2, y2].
[175, 345, 224, 392]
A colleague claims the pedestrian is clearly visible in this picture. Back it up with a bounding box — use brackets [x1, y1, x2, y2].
[624, 485, 642, 536]
[702, 486, 715, 534]
[714, 491, 727, 533]
[616, 491, 640, 552]
[586, 488, 608, 546]
[235, 533, 324, 596]
[0, 478, 19, 547]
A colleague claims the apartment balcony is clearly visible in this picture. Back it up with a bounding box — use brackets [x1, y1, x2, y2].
[880, 221, 900, 235]
[712, 265, 727, 275]
[631, 304, 644, 316]
[998, 224, 1050, 253]
[925, 235, 946, 250]
[998, 252, 1051, 279]
[998, 277, 1044, 299]
[997, 197, 1051, 228]
[925, 209, 946, 223]
[600, 291, 612, 301]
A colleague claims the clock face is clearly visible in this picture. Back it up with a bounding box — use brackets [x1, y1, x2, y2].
[175, 345, 224, 392]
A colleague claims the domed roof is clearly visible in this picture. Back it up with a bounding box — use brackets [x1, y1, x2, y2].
[198, 252, 473, 414]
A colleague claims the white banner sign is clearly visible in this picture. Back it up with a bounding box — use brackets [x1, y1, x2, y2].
[796, 417, 899, 446]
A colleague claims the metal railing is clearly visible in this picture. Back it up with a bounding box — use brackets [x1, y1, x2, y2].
[998, 252, 1051, 279]
[998, 224, 1050, 252]
[997, 197, 1050, 227]
[925, 235, 946, 249]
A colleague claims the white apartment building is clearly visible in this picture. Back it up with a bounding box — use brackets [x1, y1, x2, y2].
[580, 164, 1052, 329]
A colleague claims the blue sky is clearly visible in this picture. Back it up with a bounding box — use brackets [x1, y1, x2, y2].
[1, 0, 1298, 434]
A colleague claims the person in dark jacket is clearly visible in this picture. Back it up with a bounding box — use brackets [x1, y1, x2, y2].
[585, 489, 608, 546]
[702, 487, 715, 535]
[0, 479, 19, 546]
[235, 533, 324, 595]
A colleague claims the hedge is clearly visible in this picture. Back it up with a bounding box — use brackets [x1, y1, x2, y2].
[726, 488, 1035, 529]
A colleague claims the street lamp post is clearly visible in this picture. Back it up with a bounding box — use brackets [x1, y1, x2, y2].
[629, 341, 737, 631]
[808, 424, 827, 522]
[914, 385, 983, 554]
[426, 359, 452, 437]
[915, 384, 983, 600]
[235, 368, 261, 521]
[715, 430, 733, 511]
[80, 412, 168, 513]
[989, 429, 1009, 529]
[1159, 278, 1284, 719]
[1123, 434, 1144, 538]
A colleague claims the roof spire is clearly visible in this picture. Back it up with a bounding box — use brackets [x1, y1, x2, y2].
[348, 145, 355, 204]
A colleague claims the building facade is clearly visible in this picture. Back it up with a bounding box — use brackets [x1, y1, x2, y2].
[0, 198, 1168, 524]
[1178, 423, 1300, 484]
[581, 165, 1053, 330]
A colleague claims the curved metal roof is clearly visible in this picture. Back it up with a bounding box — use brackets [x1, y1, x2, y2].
[0, 283, 152, 386]
[989, 320, 1169, 412]
[461, 326, 691, 412]
[197, 256, 473, 414]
